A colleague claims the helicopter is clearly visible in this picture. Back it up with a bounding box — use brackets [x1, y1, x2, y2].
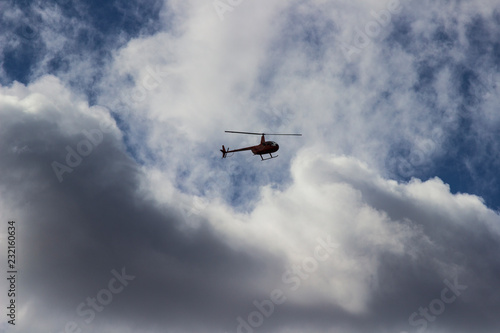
[220, 131, 302, 161]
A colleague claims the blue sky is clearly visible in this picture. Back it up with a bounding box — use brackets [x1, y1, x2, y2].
[1, 1, 500, 333]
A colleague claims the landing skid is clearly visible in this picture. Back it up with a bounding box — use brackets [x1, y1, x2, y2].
[260, 153, 278, 161]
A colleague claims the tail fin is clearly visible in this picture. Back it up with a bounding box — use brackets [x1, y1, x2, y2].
[220, 145, 227, 158]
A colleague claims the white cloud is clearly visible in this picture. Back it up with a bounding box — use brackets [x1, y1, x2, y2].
[94, 0, 499, 192]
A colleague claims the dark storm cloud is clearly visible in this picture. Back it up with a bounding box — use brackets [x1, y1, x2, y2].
[0, 102, 284, 332]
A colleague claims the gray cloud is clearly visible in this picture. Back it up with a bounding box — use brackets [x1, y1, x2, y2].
[0, 82, 284, 332]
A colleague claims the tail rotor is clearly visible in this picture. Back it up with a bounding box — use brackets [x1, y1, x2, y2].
[220, 145, 227, 158]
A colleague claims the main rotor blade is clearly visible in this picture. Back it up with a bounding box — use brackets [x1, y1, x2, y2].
[264, 133, 302, 136]
[225, 131, 302, 136]
[225, 131, 264, 135]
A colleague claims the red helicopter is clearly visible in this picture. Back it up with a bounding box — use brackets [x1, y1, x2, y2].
[220, 131, 302, 161]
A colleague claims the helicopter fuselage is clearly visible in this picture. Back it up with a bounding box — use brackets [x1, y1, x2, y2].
[251, 141, 279, 155]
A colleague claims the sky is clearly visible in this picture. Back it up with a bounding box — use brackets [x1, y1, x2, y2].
[1, 0, 500, 332]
